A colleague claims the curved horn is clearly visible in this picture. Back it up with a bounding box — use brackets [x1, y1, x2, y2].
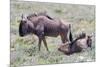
[21, 14, 24, 19]
[21, 14, 27, 21]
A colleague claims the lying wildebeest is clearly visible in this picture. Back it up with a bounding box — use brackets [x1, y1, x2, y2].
[19, 14, 73, 51]
[58, 32, 92, 55]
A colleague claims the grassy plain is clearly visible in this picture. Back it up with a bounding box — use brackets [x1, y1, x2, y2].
[10, 1, 95, 67]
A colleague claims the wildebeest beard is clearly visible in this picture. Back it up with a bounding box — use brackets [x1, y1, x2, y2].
[19, 22, 27, 36]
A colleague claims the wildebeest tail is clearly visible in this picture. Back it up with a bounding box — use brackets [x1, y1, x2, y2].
[69, 24, 73, 42]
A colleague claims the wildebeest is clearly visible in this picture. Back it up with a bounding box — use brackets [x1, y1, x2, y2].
[19, 14, 73, 51]
[58, 32, 92, 55]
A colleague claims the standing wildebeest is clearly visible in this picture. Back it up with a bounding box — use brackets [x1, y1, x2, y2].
[19, 14, 73, 51]
[58, 32, 92, 55]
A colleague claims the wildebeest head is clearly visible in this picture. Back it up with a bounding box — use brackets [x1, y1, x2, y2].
[19, 14, 35, 37]
[76, 33, 92, 49]
[87, 35, 92, 48]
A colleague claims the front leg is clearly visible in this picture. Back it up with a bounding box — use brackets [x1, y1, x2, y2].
[36, 23, 44, 51]
[43, 37, 49, 51]
[38, 38, 42, 51]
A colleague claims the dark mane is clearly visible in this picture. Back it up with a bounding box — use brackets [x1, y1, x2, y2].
[37, 12, 53, 20]
[27, 12, 54, 20]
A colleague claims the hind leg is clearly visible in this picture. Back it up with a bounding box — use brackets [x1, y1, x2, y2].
[65, 33, 71, 43]
[60, 33, 66, 43]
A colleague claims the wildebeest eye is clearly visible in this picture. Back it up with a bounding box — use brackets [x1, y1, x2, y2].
[21, 20, 26, 23]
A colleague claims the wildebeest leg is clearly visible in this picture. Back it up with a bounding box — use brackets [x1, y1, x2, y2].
[60, 33, 68, 43]
[38, 38, 42, 51]
[36, 23, 44, 51]
[42, 37, 49, 51]
[65, 33, 69, 42]
[60, 34, 66, 43]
